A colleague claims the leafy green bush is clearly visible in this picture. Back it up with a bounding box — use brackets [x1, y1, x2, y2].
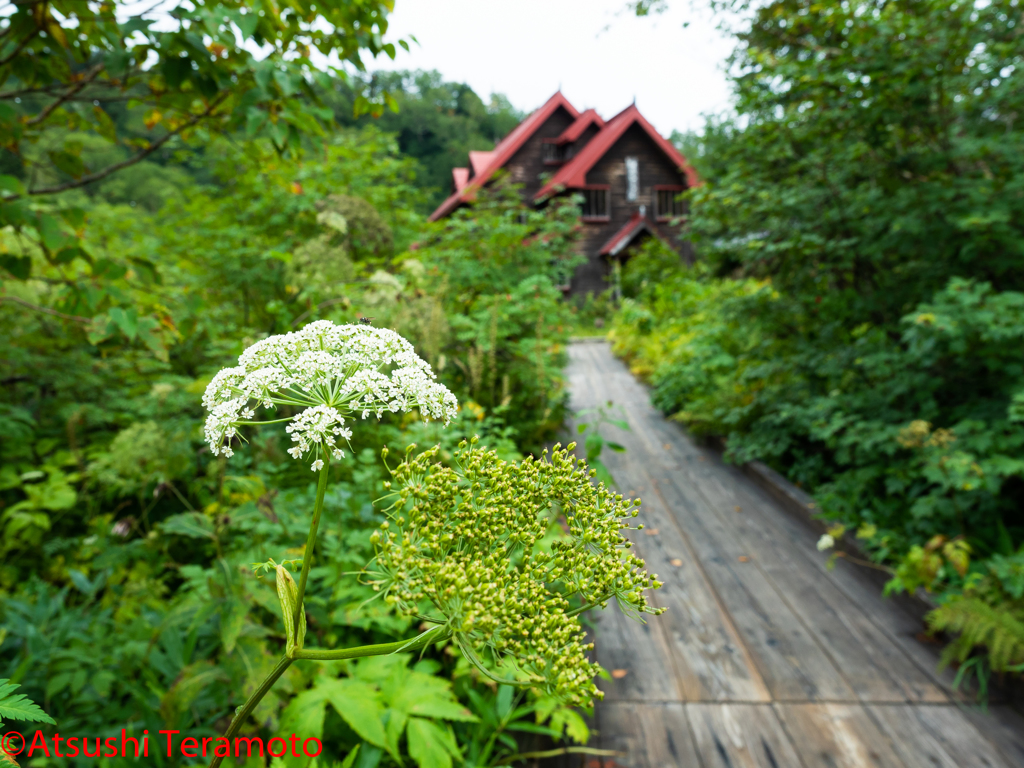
[1, 126, 600, 764]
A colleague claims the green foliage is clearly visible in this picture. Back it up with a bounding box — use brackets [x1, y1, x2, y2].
[0, 0, 405, 289]
[575, 402, 629, 488]
[618, 0, 1024, 682]
[333, 71, 525, 211]
[0, 678, 55, 728]
[927, 550, 1024, 700]
[2, 81, 594, 766]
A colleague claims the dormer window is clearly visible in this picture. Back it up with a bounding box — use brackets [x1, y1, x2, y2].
[543, 142, 566, 164]
[580, 186, 609, 220]
[625, 156, 639, 201]
[655, 186, 685, 220]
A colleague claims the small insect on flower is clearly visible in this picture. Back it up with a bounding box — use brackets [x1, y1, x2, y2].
[202, 321, 458, 468]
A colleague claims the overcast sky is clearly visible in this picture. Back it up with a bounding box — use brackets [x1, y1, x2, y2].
[364, 1, 737, 137]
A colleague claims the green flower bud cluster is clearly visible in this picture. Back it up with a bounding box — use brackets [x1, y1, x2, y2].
[365, 437, 665, 707]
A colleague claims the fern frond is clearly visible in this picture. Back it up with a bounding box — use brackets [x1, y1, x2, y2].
[928, 598, 1024, 672]
[0, 679, 55, 726]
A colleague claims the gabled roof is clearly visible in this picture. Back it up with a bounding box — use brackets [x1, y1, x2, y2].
[599, 212, 654, 257]
[468, 150, 494, 178]
[429, 91, 580, 221]
[452, 167, 469, 192]
[535, 104, 700, 201]
[551, 108, 605, 145]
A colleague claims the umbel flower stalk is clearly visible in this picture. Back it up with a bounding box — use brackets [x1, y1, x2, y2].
[201, 321, 662, 768]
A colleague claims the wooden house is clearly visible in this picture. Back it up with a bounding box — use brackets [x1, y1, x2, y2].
[429, 91, 699, 295]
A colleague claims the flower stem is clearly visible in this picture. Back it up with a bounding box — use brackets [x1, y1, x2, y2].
[294, 454, 331, 639]
[208, 655, 294, 768]
[293, 625, 450, 660]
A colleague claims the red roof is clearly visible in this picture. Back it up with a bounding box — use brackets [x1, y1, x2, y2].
[535, 104, 699, 201]
[552, 108, 605, 144]
[599, 212, 653, 257]
[452, 167, 469, 192]
[429, 91, 580, 221]
[468, 150, 494, 178]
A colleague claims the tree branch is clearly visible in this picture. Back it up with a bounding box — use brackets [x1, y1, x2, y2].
[0, 28, 40, 69]
[26, 63, 105, 126]
[0, 295, 91, 323]
[22, 92, 229, 197]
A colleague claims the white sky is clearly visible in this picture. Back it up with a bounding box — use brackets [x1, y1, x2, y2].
[364, 0, 737, 136]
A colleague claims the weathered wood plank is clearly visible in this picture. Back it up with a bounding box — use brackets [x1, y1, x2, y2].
[583, 366, 855, 702]
[672, 457, 945, 703]
[962, 707, 1024, 768]
[596, 703, 701, 768]
[591, 596, 681, 703]
[776, 703, 906, 767]
[609, 458, 772, 703]
[869, 704, 1013, 768]
[687, 703, 803, 768]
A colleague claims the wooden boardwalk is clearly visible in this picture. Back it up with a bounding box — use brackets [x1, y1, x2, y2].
[567, 341, 1024, 768]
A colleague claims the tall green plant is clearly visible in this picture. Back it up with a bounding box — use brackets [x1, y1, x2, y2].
[199, 319, 662, 766]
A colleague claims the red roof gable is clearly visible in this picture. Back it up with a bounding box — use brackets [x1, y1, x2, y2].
[599, 212, 654, 256]
[468, 150, 494, 178]
[452, 167, 469, 192]
[552, 108, 605, 145]
[535, 104, 699, 201]
[429, 91, 580, 221]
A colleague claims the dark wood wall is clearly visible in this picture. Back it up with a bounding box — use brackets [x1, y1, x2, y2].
[504, 106, 577, 201]
[570, 123, 692, 296]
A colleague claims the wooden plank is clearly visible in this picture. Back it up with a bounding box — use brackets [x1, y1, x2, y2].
[687, 703, 803, 768]
[673, 457, 946, 703]
[869, 704, 1012, 768]
[636, 460, 856, 701]
[596, 702, 701, 768]
[776, 703, 906, 767]
[610, 459, 771, 703]
[962, 707, 1024, 768]
[591, 596, 681, 703]
[585, 366, 855, 702]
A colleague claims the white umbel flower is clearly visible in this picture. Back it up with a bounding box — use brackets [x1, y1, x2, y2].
[202, 321, 458, 467]
[816, 533, 835, 551]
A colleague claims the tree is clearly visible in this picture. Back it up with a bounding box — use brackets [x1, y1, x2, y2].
[0, 0, 404, 283]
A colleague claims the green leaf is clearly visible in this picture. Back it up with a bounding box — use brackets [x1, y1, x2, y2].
[406, 718, 459, 768]
[220, 599, 247, 654]
[0, 679, 56, 725]
[92, 106, 117, 143]
[0, 255, 31, 279]
[408, 699, 477, 722]
[161, 512, 216, 539]
[38, 214, 68, 252]
[108, 306, 138, 341]
[320, 679, 387, 748]
[278, 687, 328, 767]
[339, 744, 360, 768]
[0, 175, 25, 196]
[47, 150, 87, 179]
[238, 11, 259, 39]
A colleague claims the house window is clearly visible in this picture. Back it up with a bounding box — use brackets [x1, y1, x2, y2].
[656, 187, 685, 220]
[625, 156, 639, 201]
[543, 142, 564, 164]
[580, 188, 608, 219]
